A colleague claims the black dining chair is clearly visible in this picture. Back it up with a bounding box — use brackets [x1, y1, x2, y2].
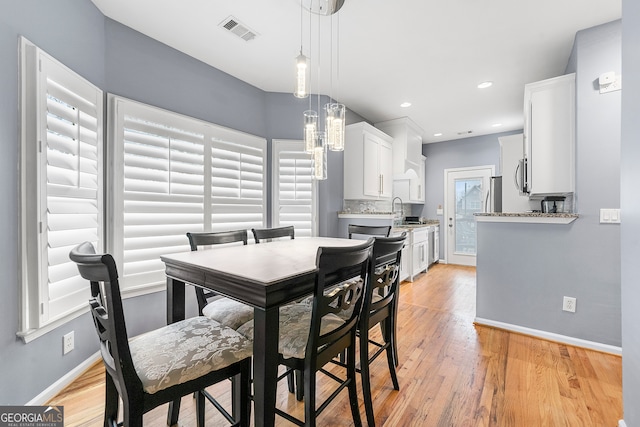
[348, 224, 392, 239]
[353, 233, 406, 427]
[186, 230, 254, 331]
[69, 241, 252, 427]
[235, 239, 374, 427]
[251, 225, 295, 243]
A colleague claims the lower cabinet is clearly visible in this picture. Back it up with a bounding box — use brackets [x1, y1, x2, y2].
[394, 227, 430, 282]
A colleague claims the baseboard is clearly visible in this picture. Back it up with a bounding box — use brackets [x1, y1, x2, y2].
[474, 317, 622, 356]
[27, 352, 101, 405]
[619, 420, 627, 427]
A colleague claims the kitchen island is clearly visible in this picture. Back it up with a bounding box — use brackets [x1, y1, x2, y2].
[474, 211, 621, 354]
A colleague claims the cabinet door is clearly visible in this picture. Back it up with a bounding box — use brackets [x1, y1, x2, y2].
[363, 133, 381, 197]
[400, 245, 409, 282]
[379, 140, 393, 198]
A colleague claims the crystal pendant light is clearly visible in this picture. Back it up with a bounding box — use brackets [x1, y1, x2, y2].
[325, 102, 345, 151]
[312, 131, 327, 180]
[303, 110, 318, 153]
[294, 53, 309, 98]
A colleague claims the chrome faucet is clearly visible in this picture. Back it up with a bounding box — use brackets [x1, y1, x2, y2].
[392, 197, 404, 225]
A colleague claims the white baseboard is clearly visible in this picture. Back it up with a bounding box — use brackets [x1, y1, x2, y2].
[27, 352, 101, 405]
[619, 420, 627, 427]
[474, 318, 622, 356]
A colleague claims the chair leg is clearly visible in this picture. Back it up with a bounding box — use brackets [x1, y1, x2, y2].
[167, 398, 181, 426]
[348, 337, 363, 427]
[103, 375, 119, 427]
[304, 365, 317, 427]
[295, 369, 304, 402]
[233, 362, 252, 427]
[360, 328, 375, 427]
[123, 399, 145, 427]
[384, 318, 400, 390]
[287, 369, 295, 394]
[195, 391, 205, 427]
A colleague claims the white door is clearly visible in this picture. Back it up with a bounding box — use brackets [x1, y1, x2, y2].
[444, 166, 494, 266]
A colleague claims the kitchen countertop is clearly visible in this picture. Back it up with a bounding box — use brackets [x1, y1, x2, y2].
[474, 212, 579, 224]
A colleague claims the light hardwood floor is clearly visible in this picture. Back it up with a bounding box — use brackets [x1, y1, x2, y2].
[47, 264, 623, 426]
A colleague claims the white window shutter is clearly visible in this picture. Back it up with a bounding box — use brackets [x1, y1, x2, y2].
[273, 140, 316, 237]
[38, 52, 103, 324]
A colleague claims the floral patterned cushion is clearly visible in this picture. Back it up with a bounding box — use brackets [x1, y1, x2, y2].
[129, 316, 252, 394]
[236, 303, 345, 360]
[202, 297, 255, 330]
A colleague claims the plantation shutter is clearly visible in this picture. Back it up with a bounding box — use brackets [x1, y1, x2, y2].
[273, 141, 315, 237]
[119, 107, 205, 290]
[39, 53, 103, 323]
[211, 134, 266, 233]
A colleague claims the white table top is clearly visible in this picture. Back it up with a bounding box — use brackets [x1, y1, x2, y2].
[161, 237, 362, 286]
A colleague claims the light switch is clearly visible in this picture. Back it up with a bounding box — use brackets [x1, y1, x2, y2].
[600, 208, 621, 224]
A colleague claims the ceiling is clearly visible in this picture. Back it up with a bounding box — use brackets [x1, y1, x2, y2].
[90, 0, 621, 143]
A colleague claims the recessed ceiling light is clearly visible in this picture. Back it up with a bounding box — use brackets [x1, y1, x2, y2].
[400, 102, 412, 108]
[433, 133, 443, 137]
[477, 81, 493, 89]
[492, 123, 502, 127]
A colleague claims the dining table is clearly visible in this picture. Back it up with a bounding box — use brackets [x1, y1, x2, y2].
[160, 236, 363, 427]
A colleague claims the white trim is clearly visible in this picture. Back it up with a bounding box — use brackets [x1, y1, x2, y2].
[474, 214, 578, 224]
[474, 317, 622, 355]
[618, 420, 627, 427]
[26, 352, 101, 405]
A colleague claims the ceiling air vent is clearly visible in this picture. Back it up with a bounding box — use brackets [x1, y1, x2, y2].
[457, 130, 473, 136]
[220, 16, 258, 42]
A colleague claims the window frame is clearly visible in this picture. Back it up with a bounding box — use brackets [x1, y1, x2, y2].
[18, 37, 104, 342]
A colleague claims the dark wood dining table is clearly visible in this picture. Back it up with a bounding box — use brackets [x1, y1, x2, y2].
[160, 237, 362, 427]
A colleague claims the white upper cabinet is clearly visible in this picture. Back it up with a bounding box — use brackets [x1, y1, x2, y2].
[344, 122, 393, 200]
[523, 73, 576, 196]
[393, 155, 426, 203]
[376, 117, 425, 203]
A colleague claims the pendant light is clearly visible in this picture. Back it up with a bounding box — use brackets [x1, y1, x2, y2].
[294, 2, 309, 98]
[325, 11, 346, 151]
[313, 131, 327, 180]
[303, 110, 317, 153]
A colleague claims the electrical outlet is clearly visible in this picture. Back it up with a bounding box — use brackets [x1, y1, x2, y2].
[63, 331, 74, 355]
[562, 296, 576, 313]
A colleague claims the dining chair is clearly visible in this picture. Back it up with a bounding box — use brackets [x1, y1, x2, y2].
[353, 233, 406, 427]
[186, 231, 255, 331]
[348, 224, 392, 239]
[236, 238, 374, 427]
[251, 225, 295, 243]
[69, 241, 252, 427]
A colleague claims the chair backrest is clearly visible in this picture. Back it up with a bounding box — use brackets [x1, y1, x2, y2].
[364, 233, 406, 322]
[186, 230, 248, 251]
[69, 242, 142, 393]
[251, 225, 295, 243]
[348, 224, 392, 239]
[186, 230, 248, 312]
[307, 239, 374, 362]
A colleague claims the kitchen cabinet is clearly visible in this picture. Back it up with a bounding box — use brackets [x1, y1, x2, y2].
[412, 228, 429, 278]
[393, 155, 425, 203]
[375, 117, 423, 179]
[344, 122, 393, 200]
[523, 73, 575, 196]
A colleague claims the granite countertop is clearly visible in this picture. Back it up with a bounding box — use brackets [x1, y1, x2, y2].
[474, 212, 579, 224]
[474, 212, 578, 218]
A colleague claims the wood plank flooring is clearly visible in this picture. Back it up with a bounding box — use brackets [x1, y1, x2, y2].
[47, 264, 623, 426]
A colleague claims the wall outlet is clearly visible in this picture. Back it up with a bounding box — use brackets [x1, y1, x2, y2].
[63, 331, 74, 355]
[562, 296, 577, 313]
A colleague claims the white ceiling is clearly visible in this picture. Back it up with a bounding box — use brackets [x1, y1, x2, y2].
[90, 0, 621, 143]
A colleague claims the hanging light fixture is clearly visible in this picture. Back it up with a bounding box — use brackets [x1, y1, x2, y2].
[294, 1, 309, 98]
[303, 110, 317, 153]
[324, 8, 345, 151]
[313, 131, 327, 180]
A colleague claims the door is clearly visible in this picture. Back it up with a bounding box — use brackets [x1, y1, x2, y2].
[444, 166, 494, 266]
[379, 140, 393, 198]
[363, 133, 380, 197]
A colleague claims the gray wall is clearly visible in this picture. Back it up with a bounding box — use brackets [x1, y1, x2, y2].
[0, 2, 352, 404]
[621, 0, 640, 424]
[0, 0, 106, 405]
[418, 130, 521, 256]
[476, 20, 621, 347]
